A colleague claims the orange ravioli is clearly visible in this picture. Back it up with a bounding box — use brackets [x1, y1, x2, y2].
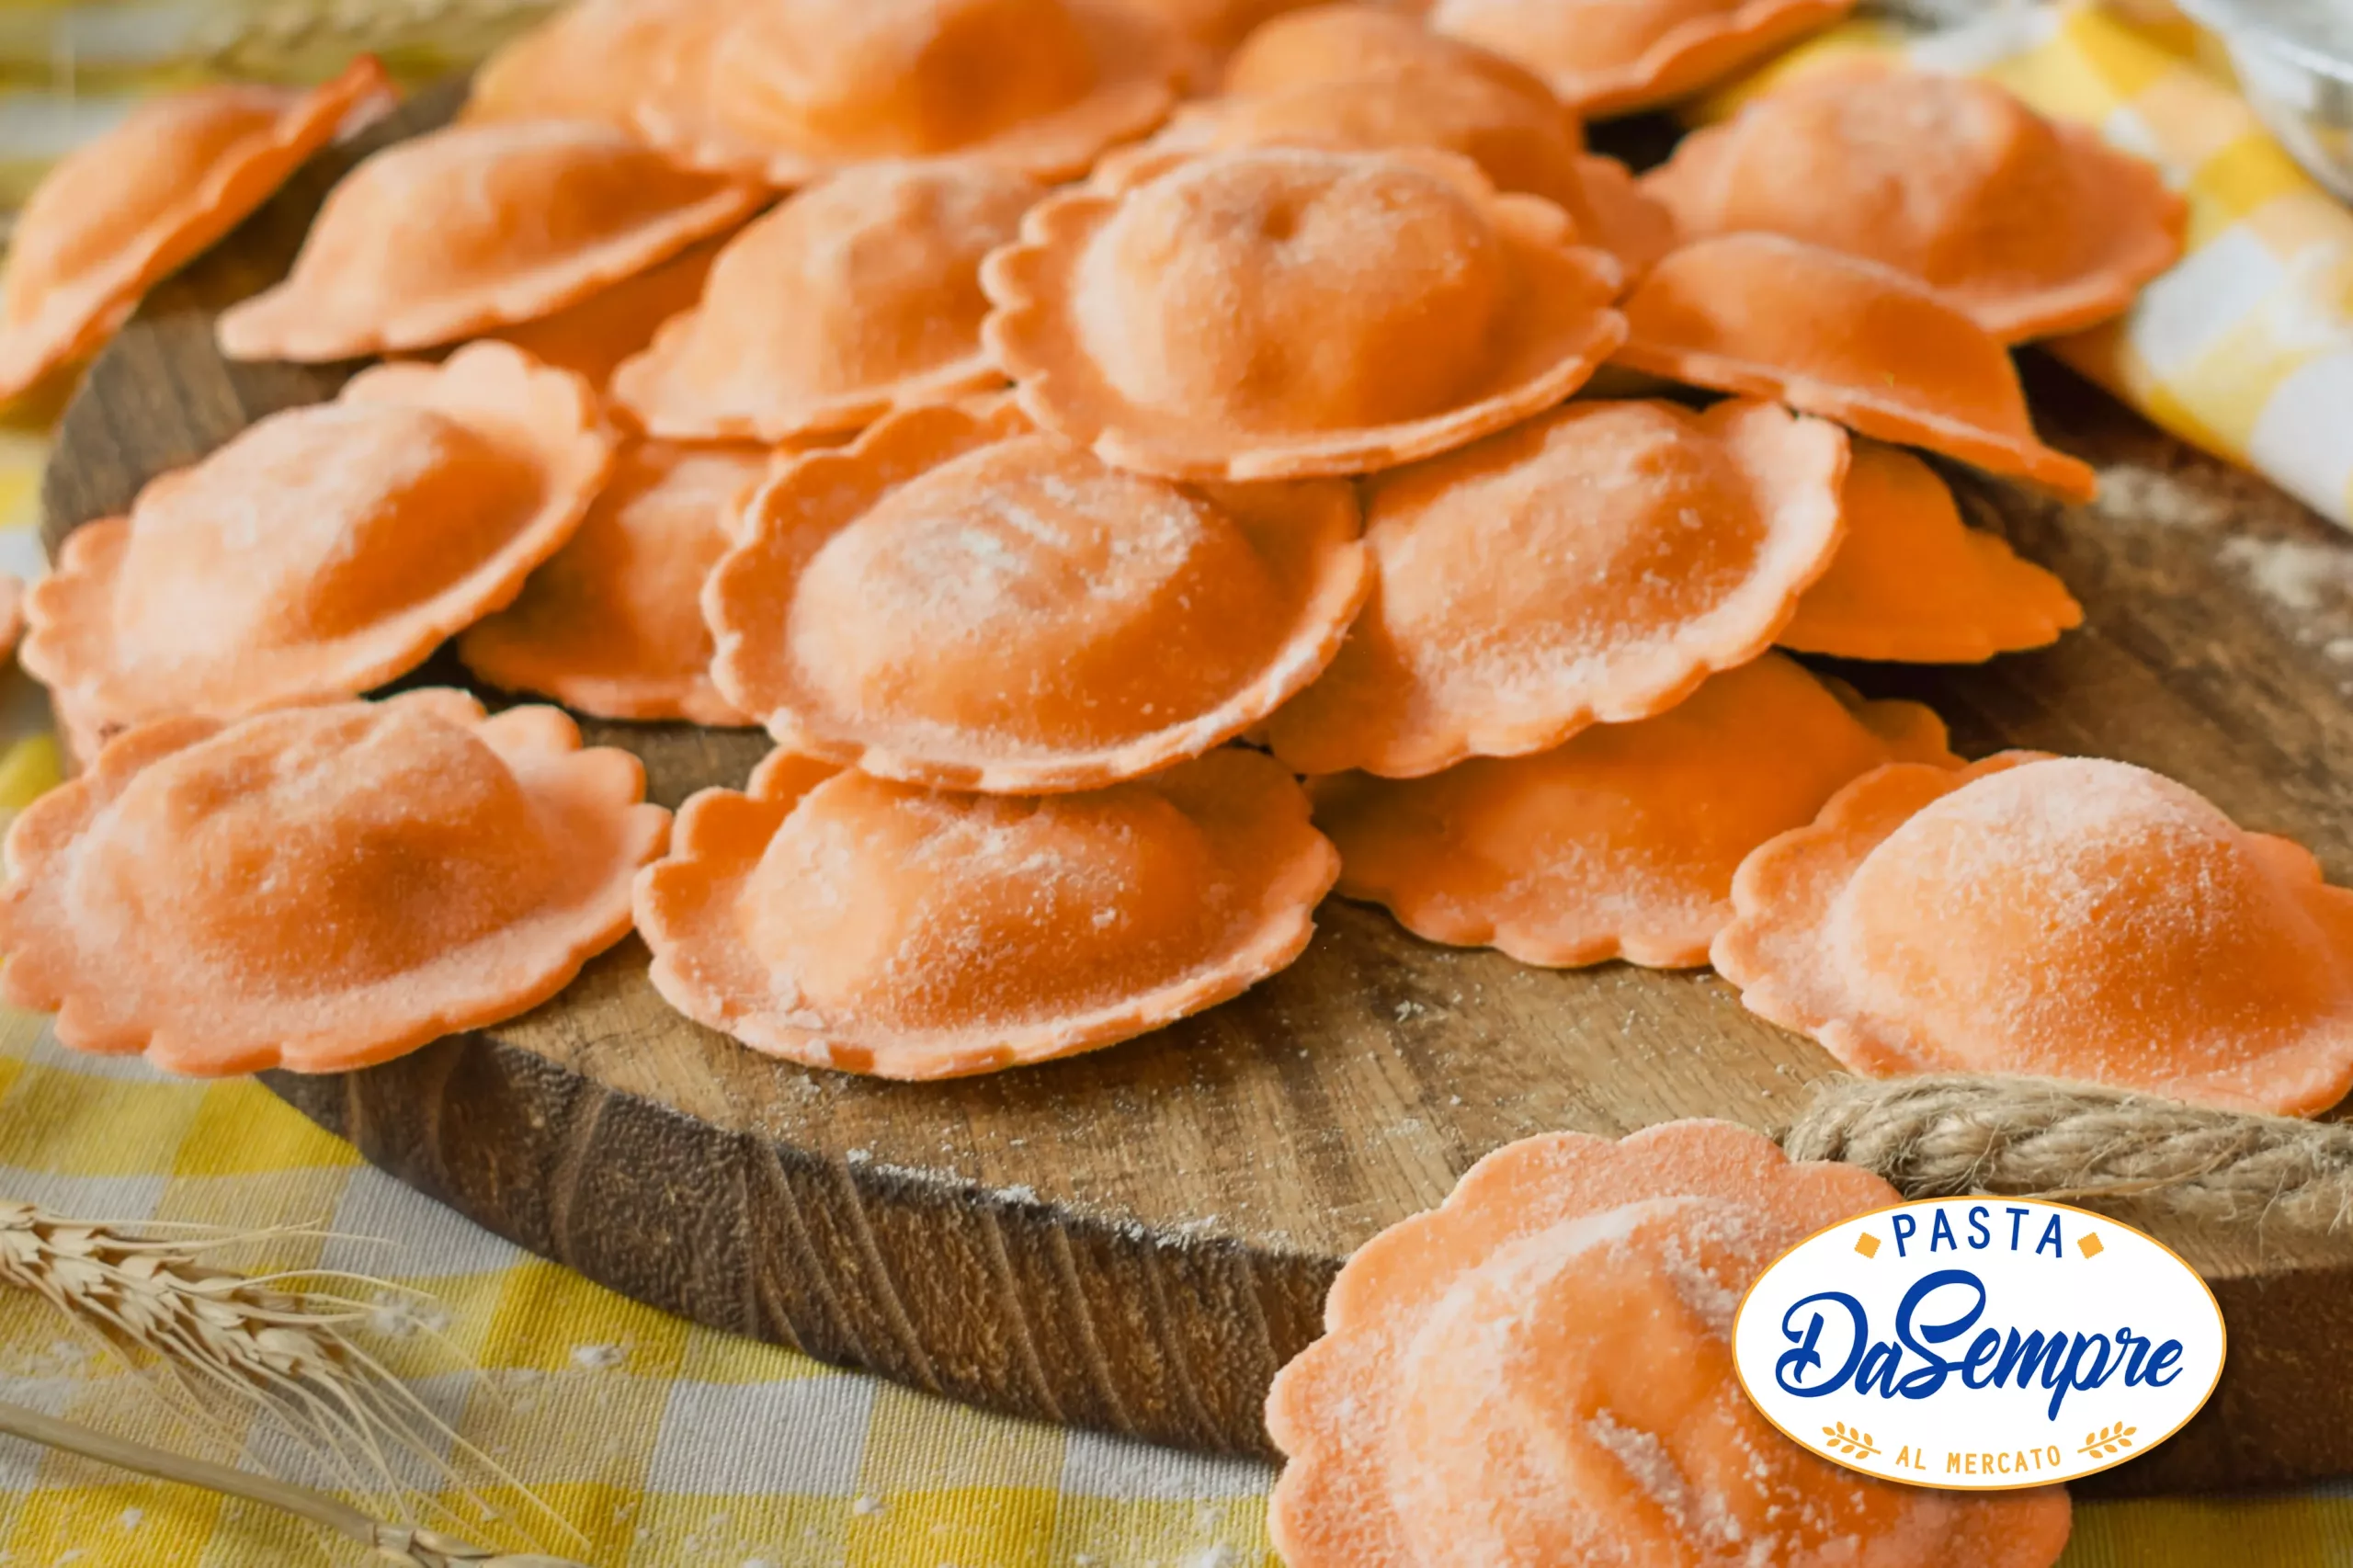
[1312, 653, 1955, 969]
[1097, 75, 1674, 279]
[1781, 441, 2083, 662]
[1223, 5, 1557, 104]
[1646, 70, 2186, 342]
[484, 236, 725, 395]
[48, 685, 115, 776]
[1423, 0, 1855, 117]
[1557, 151, 1678, 282]
[460, 440, 767, 725]
[1129, 0, 1321, 55]
[612, 163, 1038, 442]
[634, 745, 1336, 1077]
[0, 689, 667, 1076]
[708, 402, 1368, 791]
[0, 57, 392, 400]
[1266, 1119, 2072, 1568]
[1102, 70, 1577, 195]
[983, 146, 1625, 482]
[1615, 233, 2098, 502]
[1266, 399, 1846, 778]
[215, 119, 763, 362]
[631, 0, 1187, 186]
[1713, 754, 2353, 1114]
[23, 342, 611, 733]
[463, 0, 707, 127]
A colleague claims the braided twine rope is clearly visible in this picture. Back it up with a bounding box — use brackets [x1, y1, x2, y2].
[1783, 1075, 2353, 1240]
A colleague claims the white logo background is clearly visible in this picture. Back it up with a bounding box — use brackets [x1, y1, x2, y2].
[1733, 1198, 2225, 1489]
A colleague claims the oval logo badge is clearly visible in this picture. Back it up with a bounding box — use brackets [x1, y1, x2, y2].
[1733, 1198, 2225, 1488]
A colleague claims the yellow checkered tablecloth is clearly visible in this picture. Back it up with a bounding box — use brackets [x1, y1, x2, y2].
[0, 1007, 1282, 1567]
[0, 3, 2351, 1564]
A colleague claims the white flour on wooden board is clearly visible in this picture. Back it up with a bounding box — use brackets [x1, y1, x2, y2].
[2219, 534, 2353, 611]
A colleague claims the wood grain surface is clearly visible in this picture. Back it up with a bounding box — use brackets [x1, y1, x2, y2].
[39, 81, 2353, 1494]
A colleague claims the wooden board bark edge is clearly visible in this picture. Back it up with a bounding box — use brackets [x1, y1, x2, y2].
[258, 1039, 2353, 1494]
[264, 1043, 1334, 1460]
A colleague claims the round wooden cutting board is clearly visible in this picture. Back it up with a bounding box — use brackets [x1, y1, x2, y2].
[39, 84, 2353, 1496]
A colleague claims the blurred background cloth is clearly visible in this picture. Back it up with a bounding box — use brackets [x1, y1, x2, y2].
[1, 3, 2352, 1565]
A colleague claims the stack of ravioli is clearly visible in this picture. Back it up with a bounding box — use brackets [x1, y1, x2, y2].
[4, 0, 2339, 1115]
[0, 0, 2338, 1561]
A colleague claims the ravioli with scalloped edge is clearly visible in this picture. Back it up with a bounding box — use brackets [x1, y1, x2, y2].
[1312, 653, 1956, 969]
[633, 744, 1336, 1077]
[49, 688, 110, 776]
[0, 688, 667, 1076]
[1646, 68, 2185, 342]
[1094, 74, 1673, 279]
[1424, 0, 1855, 116]
[1223, 5, 1556, 103]
[1556, 152, 1678, 283]
[613, 162, 1038, 441]
[463, 0, 707, 127]
[632, 0, 1188, 186]
[23, 342, 611, 733]
[1266, 398, 1845, 778]
[460, 439, 767, 726]
[1780, 440, 2083, 662]
[1615, 233, 2097, 501]
[1267, 1119, 2072, 1568]
[708, 401, 1368, 791]
[1100, 67, 1569, 192]
[983, 145, 1625, 482]
[216, 119, 762, 362]
[1126, 0, 1321, 55]
[0, 57, 392, 399]
[483, 235, 725, 396]
[1714, 754, 2353, 1114]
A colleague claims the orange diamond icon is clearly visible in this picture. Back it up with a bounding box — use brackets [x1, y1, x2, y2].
[2079, 1233, 2105, 1259]
[1854, 1233, 1881, 1259]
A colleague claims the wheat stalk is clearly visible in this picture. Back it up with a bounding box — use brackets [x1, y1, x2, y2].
[0, 1398, 583, 1566]
[0, 1200, 579, 1557]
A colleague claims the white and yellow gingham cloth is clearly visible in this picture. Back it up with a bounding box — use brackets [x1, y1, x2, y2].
[3, 5, 2353, 1564]
[0, 1008, 1282, 1567]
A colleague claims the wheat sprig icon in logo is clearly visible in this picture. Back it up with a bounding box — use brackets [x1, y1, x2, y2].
[1822, 1422, 1881, 1460]
[2079, 1423, 2138, 1459]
